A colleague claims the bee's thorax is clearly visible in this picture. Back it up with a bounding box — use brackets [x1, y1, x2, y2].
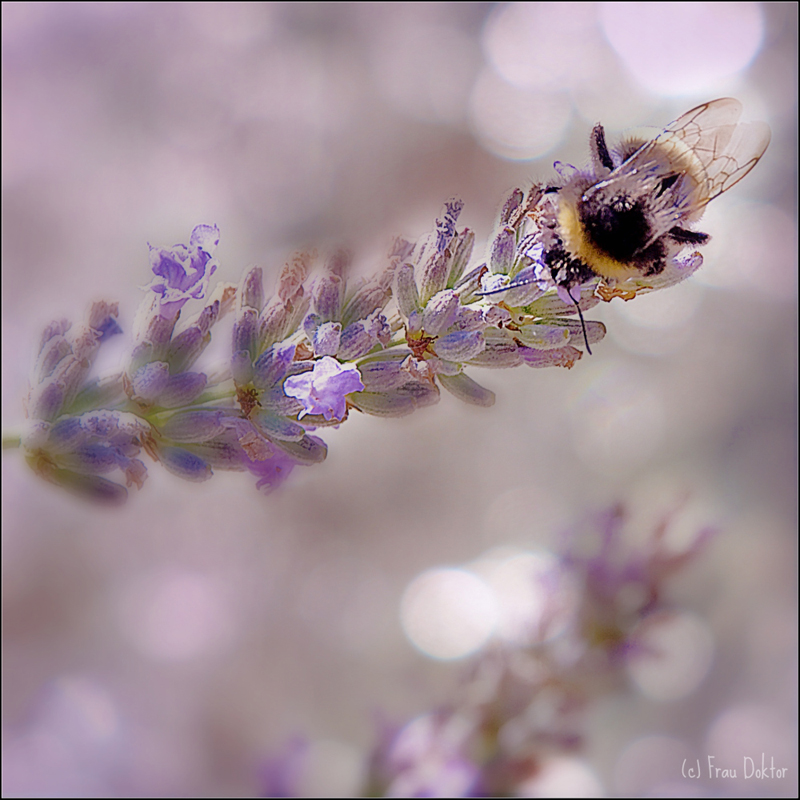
[578, 191, 652, 262]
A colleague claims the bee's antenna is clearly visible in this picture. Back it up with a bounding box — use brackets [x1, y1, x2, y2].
[571, 293, 592, 356]
[591, 123, 615, 171]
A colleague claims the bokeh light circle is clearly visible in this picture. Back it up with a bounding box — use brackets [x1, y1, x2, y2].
[400, 568, 498, 660]
[627, 611, 714, 701]
[600, 2, 764, 95]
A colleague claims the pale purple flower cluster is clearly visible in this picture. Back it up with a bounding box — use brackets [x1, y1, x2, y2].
[21, 409, 149, 505]
[301, 251, 393, 362]
[25, 300, 123, 423]
[390, 200, 497, 408]
[126, 224, 225, 410]
[20, 300, 150, 502]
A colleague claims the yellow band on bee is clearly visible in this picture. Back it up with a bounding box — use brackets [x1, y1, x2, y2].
[557, 200, 642, 282]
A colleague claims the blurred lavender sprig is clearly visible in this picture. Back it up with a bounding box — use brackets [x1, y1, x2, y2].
[264, 505, 715, 798]
[9, 189, 701, 502]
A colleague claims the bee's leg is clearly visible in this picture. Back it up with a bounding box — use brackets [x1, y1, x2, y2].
[668, 227, 710, 245]
[591, 124, 615, 171]
[655, 174, 680, 197]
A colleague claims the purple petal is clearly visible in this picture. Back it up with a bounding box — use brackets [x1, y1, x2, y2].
[86, 301, 122, 341]
[189, 223, 220, 253]
[245, 451, 298, 494]
[283, 357, 364, 421]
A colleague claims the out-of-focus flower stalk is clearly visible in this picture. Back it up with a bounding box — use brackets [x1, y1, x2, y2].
[261, 505, 715, 798]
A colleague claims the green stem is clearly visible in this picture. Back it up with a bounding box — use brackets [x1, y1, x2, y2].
[2, 429, 22, 450]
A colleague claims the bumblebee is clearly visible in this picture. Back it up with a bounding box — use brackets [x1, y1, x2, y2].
[480, 99, 770, 353]
[547, 97, 771, 294]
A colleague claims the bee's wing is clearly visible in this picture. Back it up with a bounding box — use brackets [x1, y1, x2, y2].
[659, 98, 771, 203]
[585, 99, 770, 237]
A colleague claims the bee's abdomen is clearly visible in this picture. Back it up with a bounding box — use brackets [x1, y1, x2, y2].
[545, 244, 596, 288]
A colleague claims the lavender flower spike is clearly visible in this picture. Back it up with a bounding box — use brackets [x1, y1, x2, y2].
[5, 100, 768, 501]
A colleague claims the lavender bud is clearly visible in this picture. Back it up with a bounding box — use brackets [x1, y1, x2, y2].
[341, 280, 391, 328]
[240, 266, 264, 312]
[357, 359, 407, 392]
[438, 372, 495, 407]
[158, 446, 213, 482]
[271, 434, 327, 465]
[312, 321, 342, 357]
[130, 362, 170, 403]
[446, 229, 475, 288]
[232, 350, 254, 385]
[394, 263, 420, 319]
[157, 372, 208, 408]
[435, 330, 485, 362]
[468, 329, 522, 369]
[490, 226, 516, 275]
[167, 325, 209, 375]
[252, 410, 306, 442]
[232, 307, 258, 361]
[347, 391, 416, 417]
[337, 318, 380, 361]
[160, 410, 226, 443]
[419, 253, 449, 305]
[500, 188, 524, 224]
[312, 274, 344, 322]
[58, 443, 119, 475]
[519, 345, 581, 369]
[252, 343, 297, 389]
[421, 290, 459, 337]
[515, 324, 571, 350]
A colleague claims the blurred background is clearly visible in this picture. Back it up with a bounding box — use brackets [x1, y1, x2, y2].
[2, 2, 796, 796]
